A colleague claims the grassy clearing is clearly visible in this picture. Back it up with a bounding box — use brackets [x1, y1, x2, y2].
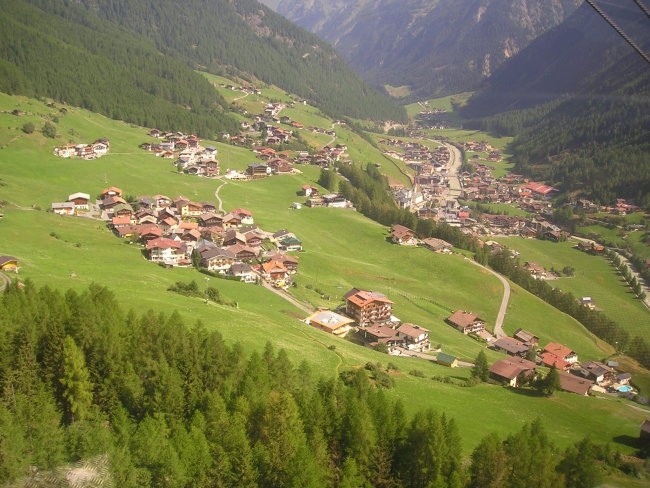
[0, 91, 646, 453]
[494, 237, 649, 338]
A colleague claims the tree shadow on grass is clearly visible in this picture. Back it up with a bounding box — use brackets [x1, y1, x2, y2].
[507, 386, 545, 398]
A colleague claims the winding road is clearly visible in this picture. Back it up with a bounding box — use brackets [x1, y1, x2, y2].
[465, 258, 510, 338]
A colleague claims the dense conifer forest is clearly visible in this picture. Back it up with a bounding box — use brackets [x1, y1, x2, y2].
[0, 0, 405, 127]
[0, 282, 638, 487]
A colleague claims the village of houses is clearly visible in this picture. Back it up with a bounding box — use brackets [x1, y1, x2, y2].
[47, 97, 640, 401]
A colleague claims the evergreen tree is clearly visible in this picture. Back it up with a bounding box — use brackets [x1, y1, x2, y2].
[541, 366, 561, 397]
[469, 432, 507, 488]
[557, 437, 603, 488]
[60, 335, 93, 423]
[471, 350, 490, 382]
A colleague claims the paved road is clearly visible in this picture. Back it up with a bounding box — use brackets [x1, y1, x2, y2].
[393, 347, 474, 367]
[260, 280, 313, 315]
[465, 258, 510, 338]
[442, 142, 463, 203]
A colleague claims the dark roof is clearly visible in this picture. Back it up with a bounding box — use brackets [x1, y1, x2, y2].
[493, 337, 530, 355]
[559, 372, 592, 396]
[437, 352, 457, 364]
[0, 255, 18, 266]
[490, 358, 536, 380]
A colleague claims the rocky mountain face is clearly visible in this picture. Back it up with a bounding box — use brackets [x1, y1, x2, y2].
[260, 0, 581, 99]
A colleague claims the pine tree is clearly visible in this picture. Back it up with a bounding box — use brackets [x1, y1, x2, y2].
[471, 350, 490, 382]
[60, 335, 93, 423]
[469, 432, 507, 488]
[541, 366, 561, 397]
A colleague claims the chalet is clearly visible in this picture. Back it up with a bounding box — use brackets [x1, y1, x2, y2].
[229, 263, 257, 283]
[490, 357, 537, 387]
[221, 212, 243, 228]
[396, 323, 430, 351]
[199, 213, 223, 228]
[577, 361, 616, 385]
[446, 311, 486, 335]
[523, 262, 549, 279]
[100, 195, 126, 211]
[513, 328, 539, 347]
[361, 324, 401, 348]
[91, 141, 109, 156]
[138, 225, 162, 241]
[243, 230, 263, 247]
[111, 215, 133, 230]
[260, 260, 290, 286]
[558, 371, 593, 396]
[322, 194, 349, 208]
[266, 252, 299, 272]
[302, 185, 320, 197]
[420, 238, 452, 253]
[51, 202, 75, 216]
[68, 192, 90, 210]
[345, 288, 393, 327]
[227, 244, 258, 262]
[146, 238, 185, 266]
[201, 247, 237, 272]
[247, 163, 270, 178]
[390, 225, 418, 246]
[223, 229, 247, 247]
[279, 236, 302, 252]
[492, 337, 530, 357]
[540, 353, 571, 371]
[149, 128, 161, 138]
[0, 256, 19, 272]
[54, 145, 76, 158]
[112, 203, 134, 219]
[542, 342, 578, 365]
[101, 186, 123, 198]
[437, 352, 458, 368]
[305, 310, 354, 336]
[231, 208, 254, 225]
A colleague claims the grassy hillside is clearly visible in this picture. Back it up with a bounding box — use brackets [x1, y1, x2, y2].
[0, 91, 647, 457]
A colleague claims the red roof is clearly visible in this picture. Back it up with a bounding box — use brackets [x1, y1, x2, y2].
[522, 181, 556, 196]
[347, 290, 393, 307]
[540, 352, 570, 370]
[146, 238, 180, 250]
[543, 342, 575, 359]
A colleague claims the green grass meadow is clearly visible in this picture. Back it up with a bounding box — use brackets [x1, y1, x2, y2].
[0, 92, 647, 455]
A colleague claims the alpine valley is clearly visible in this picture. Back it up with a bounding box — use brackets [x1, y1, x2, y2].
[0, 0, 648, 487]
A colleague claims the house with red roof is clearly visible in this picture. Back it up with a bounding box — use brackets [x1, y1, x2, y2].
[446, 311, 486, 335]
[345, 288, 394, 327]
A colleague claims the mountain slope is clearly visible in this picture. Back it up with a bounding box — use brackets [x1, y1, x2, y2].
[0, 0, 405, 133]
[0, 0, 240, 137]
[463, 2, 650, 204]
[72, 0, 406, 121]
[261, 0, 580, 100]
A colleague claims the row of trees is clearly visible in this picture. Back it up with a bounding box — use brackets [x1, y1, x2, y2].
[0, 281, 631, 487]
[606, 250, 647, 300]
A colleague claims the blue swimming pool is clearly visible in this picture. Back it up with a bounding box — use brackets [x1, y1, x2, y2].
[617, 385, 633, 393]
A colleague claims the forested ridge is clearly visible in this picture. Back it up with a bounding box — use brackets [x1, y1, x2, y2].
[0, 281, 634, 487]
[461, 2, 650, 205]
[54, 0, 405, 122]
[0, 0, 241, 138]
